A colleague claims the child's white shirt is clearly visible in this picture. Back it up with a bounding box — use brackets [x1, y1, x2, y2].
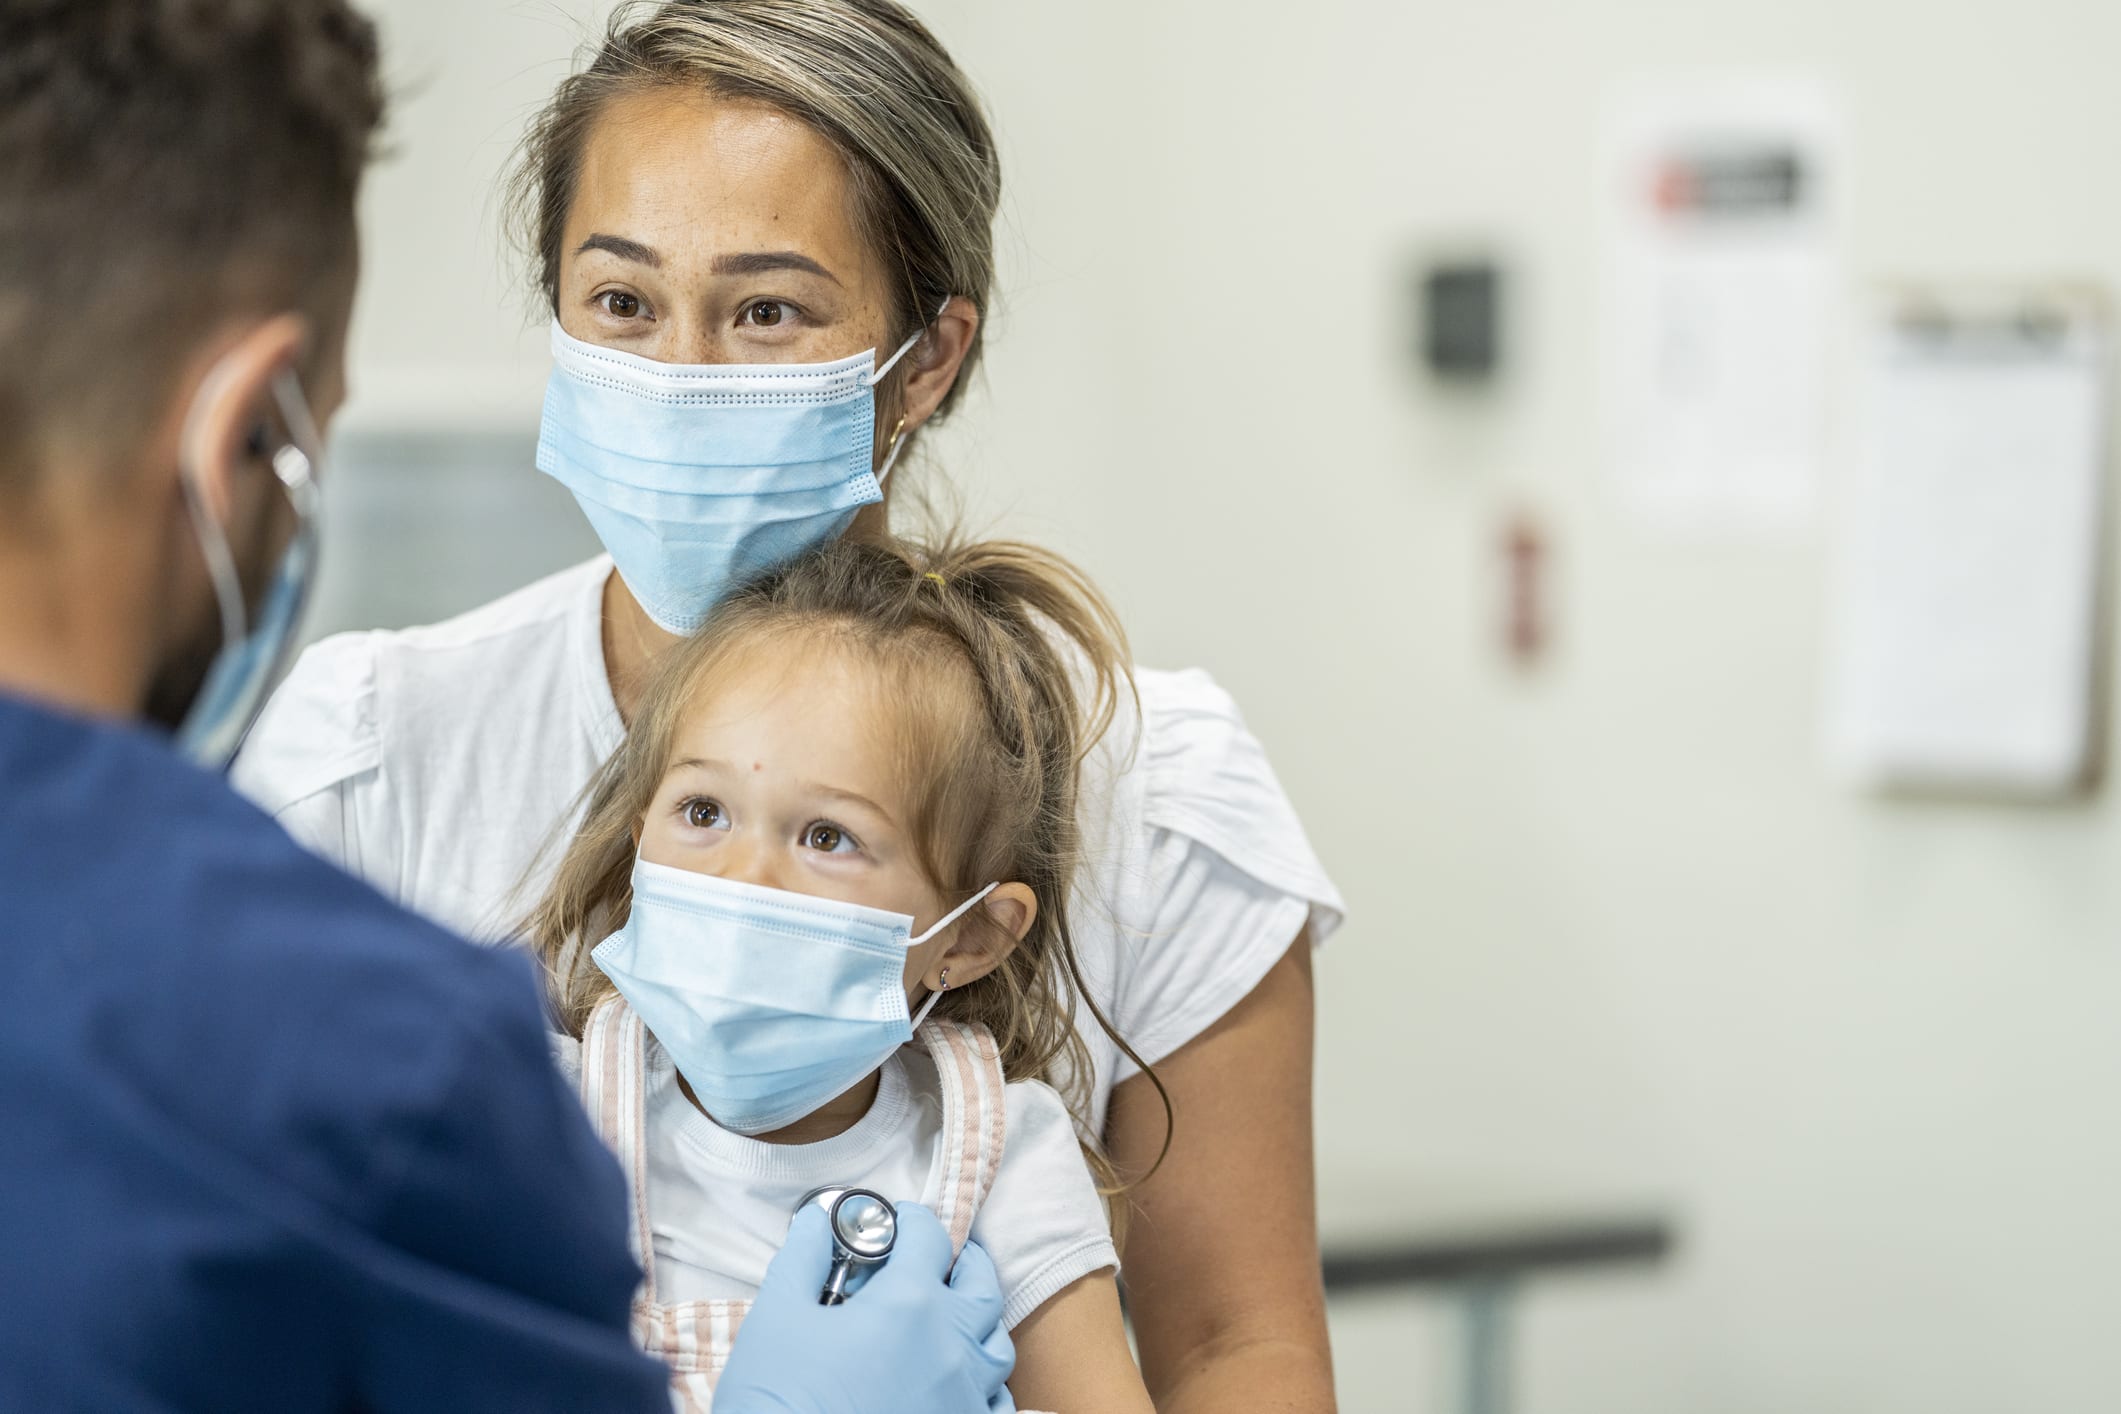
[555, 1034, 1117, 1330]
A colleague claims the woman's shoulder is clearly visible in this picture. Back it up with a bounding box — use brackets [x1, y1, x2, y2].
[235, 556, 612, 814]
[317, 553, 609, 709]
[1082, 664, 1344, 935]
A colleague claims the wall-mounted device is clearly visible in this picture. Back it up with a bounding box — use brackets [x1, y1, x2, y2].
[1420, 260, 1503, 383]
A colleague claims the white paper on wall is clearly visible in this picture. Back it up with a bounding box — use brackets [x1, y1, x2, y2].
[1825, 294, 2109, 796]
[1601, 77, 1840, 536]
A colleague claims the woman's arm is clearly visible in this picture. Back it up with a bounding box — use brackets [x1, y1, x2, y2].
[1105, 932, 1334, 1414]
[1006, 1269, 1154, 1413]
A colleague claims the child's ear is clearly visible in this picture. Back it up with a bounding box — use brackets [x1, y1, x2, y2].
[925, 883, 1038, 992]
[980, 883, 1037, 944]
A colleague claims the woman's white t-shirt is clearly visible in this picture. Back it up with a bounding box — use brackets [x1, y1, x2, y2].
[234, 556, 1342, 1135]
[550, 1036, 1117, 1331]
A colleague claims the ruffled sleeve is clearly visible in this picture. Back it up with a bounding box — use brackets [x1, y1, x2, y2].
[1095, 668, 1344, 1081]
[232, 631, 394, 891]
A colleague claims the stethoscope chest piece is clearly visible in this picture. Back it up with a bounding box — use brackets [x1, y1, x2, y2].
[796, 1185, 898, 1304]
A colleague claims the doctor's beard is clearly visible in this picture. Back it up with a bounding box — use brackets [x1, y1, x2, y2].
[141, 482, 291, 736]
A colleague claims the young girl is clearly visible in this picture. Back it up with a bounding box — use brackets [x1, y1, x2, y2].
[530, 536, 1164, 1413]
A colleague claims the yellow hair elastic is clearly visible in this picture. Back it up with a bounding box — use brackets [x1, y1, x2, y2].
[924, 571, 947, 587]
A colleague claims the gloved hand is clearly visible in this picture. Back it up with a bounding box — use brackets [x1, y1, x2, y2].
[714, 1202, 1018, 1414]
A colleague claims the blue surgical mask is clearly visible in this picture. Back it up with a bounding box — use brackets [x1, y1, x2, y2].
[592, 858, 996, 1136]
[175, 369, 324, 770]
[536, 312, 934, 635]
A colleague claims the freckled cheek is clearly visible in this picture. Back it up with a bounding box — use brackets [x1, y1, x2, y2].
[555, 297, 594, 343]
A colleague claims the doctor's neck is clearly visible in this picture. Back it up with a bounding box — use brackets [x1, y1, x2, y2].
[0, 483, 166, 721]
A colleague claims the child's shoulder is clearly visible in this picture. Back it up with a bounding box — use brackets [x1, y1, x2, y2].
[958, 1067, 1118, 1330]
[996, 1073, 1079, 1135]
[898, 1037, 1078, 1137]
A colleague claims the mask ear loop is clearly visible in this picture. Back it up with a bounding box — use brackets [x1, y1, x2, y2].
[868, 296, 955, 486]
[911, 967, 950, 1030]
[906, 881, 998, 1028]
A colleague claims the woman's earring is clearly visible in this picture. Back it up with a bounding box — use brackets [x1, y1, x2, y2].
[877, 413, 914, 484]
[935, 967, 950, 993]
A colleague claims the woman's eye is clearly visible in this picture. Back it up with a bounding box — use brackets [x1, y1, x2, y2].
[597, 290, 644, 319]
[682, 798, 728, 830]
[741, 299, 788, 328]
[802, 822, 855, 854]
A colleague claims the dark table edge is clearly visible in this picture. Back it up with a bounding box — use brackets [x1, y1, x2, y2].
[1321, 1218, 1677, 1291]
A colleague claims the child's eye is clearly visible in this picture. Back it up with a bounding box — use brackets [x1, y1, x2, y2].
[802, 822, 857, 854]
[680, 797, 729, 831]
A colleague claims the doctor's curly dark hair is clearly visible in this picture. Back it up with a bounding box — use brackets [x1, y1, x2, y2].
[0, 0, 384, 490]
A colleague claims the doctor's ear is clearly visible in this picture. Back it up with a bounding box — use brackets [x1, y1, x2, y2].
[923, 883, 1037, 993]
[175, 313, 310, 525]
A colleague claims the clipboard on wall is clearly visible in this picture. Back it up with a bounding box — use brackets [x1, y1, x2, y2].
[1825, 287, 2111, 798]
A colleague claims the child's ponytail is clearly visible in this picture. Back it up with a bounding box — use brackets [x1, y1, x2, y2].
[913, 538, 1130, 767]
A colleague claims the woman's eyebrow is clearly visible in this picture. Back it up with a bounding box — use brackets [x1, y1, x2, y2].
[711, 250, 839, 284]
[575, 232, 660, 267]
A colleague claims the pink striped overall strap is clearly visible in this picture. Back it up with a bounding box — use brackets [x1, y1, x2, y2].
[913, 1016, 1009, 1251]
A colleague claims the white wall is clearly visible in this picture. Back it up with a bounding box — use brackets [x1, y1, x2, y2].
[341, 0, 607, 428]
[348, 1, 2121, 1409]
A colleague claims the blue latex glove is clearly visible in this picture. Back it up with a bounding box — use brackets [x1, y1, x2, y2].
[714, 1202, 1018, 1414]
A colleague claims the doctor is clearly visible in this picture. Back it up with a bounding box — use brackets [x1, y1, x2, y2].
[0, 3, 1014, 1411]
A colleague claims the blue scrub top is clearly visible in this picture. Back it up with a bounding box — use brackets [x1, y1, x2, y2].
[0, 694, 668, 1411]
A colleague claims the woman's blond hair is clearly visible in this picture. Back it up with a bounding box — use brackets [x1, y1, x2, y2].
[504, 0, 1000, 420]
[527, 536, 1172, 1214]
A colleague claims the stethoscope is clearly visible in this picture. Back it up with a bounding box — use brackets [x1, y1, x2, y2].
[795, 1186, 898, 1304]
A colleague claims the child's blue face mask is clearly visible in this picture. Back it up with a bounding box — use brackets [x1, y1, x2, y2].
[593, 857, 996, 1135]
[535, 313, 931, 634]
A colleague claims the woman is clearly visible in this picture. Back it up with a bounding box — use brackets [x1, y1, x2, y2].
[235, 3, 1344, 1409]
